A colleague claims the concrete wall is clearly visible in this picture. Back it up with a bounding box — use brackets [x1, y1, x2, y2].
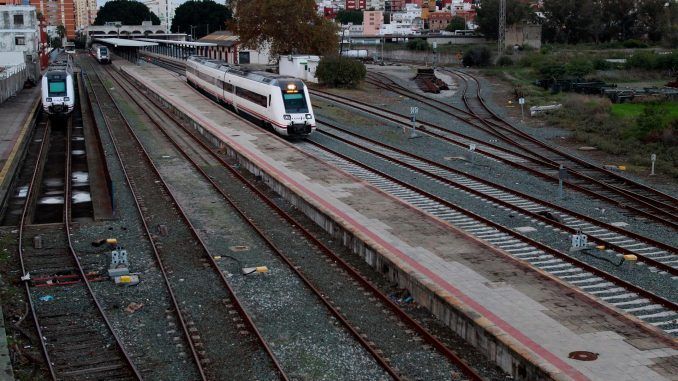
[506, 23, 542, 50]
[279, 55, 320, 83]
[359, 46, 465, 65]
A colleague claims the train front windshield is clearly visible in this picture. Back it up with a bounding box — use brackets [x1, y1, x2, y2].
[48, 80, 66, 97]
[100, 48, 108, 55]
[282, 93, 309, 113]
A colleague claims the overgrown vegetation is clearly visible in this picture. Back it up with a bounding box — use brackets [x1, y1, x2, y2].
[547, 95, 678, 178]
[315, 56, 366, 88]
[406, 38, 430, 51]
[462, 46, 492, 67]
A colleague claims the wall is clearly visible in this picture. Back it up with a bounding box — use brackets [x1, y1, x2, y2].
[506, 23, 541, 50]
[279, 55, 320, 83]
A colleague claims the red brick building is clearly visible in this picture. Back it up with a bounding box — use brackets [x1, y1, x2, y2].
[30, 0, 76, 39]
[429, 12, 453, 31]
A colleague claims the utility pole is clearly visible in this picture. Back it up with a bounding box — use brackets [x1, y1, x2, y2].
[498, 0, 506, 57]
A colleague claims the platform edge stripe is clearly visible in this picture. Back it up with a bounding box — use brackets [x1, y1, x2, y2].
[120, 64, 616, 381]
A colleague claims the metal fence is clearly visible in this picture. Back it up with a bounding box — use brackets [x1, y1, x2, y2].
[0, 63, 28, 104]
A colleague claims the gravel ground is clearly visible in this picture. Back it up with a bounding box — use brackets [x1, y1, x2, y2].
[87, 60, 280, 381]
[302, 132, 678, 305]
[108, 63, 512, 380]
[81, 60, 203, 381]
[312, 94, 677, 249]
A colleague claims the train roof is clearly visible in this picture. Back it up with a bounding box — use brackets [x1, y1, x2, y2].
[188, 55, 302, 86]
[46, 54, 73, 75]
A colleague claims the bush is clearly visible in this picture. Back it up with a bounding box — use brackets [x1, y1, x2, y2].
[315, 56, 366, 88]
[565, 59, 594, 77]
[462, 46, 492, 67]
[537, 61, 566, 79]
[497, 56, 514, 66]
[406, 38, 430, 51]
[626, 51, 657, 69]
[592, 58, 611, 71]
[622, 39, 649, 48]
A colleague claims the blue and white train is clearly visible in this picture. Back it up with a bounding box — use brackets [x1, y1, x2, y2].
[186, 55, 316, 137]
[41, 54, 75, 117]
[90, 43, 110, 64]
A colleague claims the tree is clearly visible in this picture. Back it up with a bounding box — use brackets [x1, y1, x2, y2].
[50, 37, 62, 48]
[445, 16, 466, 32]
[335, 9, 363, 25]
[56, 24, 66, 39]
[171, 0, 232, 39]
[476, 0, 532, 40]
[94, 0, 160, 26]
[315, 56, 366, 88]
[233, 0, 339, 57]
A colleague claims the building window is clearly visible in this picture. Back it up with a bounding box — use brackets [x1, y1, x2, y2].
[238, 51, 250, 64]
[13, 14, 23, 26]
[15, 36, 25, 46]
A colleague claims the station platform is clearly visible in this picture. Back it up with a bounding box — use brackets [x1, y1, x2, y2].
[113, 59, 677, 381]
[0, 86, 37, 381]
[0, 86, 40, 207]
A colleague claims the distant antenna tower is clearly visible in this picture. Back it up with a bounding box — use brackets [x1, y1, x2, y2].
[498, 0, 506, 56]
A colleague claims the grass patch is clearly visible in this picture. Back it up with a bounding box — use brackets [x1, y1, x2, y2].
[611, 102, 678, 121]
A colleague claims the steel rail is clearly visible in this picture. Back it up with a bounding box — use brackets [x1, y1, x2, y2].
[444, 69, 678, 215]
[114, 62, 486, 381]
[17, 118, 57, 379]
[307, 124, 678, 317]
[310, 87, 678, 229]
[370, 70, 678, 221]
[63, 98, 144, 380]
[81, 64, 209, 381]
[87, 63, 290, 381]
[314, 120, 678, 275]
[105, 63, 410, 381]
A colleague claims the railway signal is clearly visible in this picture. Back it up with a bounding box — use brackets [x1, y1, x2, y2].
[650, 153, 656, 176]
[409, 106, 420, 138]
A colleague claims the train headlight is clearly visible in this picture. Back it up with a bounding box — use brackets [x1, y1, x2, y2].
[283, 115, 291, 120]
[305, 114, 312, 119]
[64, 97, 70, 102]
[46, 98, 52, 102]
[286, 84, 297, 91]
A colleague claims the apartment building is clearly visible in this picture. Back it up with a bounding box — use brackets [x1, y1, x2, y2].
[29, 0, 76, 39]
[73, 0, 96, 31]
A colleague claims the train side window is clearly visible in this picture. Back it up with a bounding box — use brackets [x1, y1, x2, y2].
[268, 94, 271, 106]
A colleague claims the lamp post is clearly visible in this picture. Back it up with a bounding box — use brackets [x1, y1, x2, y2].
[115, 22, 121, 39]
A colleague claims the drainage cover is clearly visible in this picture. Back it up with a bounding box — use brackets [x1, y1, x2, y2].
[568, 351, 598, 361]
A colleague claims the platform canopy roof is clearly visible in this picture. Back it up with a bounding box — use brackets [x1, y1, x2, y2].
[94, 38, 158, 47]
[136, 38, 216, 47]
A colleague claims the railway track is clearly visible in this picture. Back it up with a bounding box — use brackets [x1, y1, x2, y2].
[362, 71, 678, 229]
[84, 61, 288, 380]
[110, 58, 491, 380]
[18, 113, 142, 379]
[305, 121, 678, 336]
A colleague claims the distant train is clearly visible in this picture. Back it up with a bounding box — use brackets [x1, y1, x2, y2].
[41, 54, 74, 117]
[90, 43, 110, 64]
[64, 42, 76, 54]
[186, 55, 316, 137]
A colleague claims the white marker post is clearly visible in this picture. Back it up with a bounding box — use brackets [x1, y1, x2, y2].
[469, 143, 476, 166]
[650, 153, 656, 176]
[409, 106, 420, 138]
[518, 97, 525, 121]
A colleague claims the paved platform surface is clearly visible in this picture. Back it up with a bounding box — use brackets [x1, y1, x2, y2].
[0, 86, 37, 381]
[116, 60, 678, 381]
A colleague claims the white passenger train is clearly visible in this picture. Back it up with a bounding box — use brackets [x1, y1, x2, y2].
[186, 55, 316, 137]
[90, 43, 111, 64]
[41, 54, 75, 117]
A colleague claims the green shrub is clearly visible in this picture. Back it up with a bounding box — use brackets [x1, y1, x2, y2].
[626, 51, 657, 69]
[315, 56, 366, 88]
[406, 38, 430, 51]
[565, 59, 594, 77]
[592, 58, 611, 70]
[497, 55, 514, 66]
[462, 46, 492, 67]
[537, 61, 566, 79]
[622, 39, 649, 48]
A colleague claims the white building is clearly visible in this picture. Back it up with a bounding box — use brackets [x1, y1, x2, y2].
[0, 5, 40, 67]
[381, 3, 421, 35]
[279, 55, 320, 83]
[142, 0, 175, 33]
